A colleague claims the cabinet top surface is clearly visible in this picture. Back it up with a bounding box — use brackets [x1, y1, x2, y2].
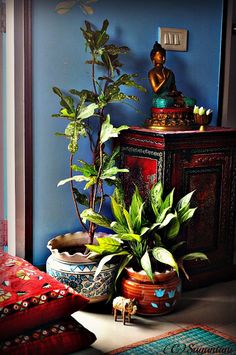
[128, 126, 236, 137]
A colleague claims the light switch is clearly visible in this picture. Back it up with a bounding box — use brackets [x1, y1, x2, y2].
[159, 27, 188, 51]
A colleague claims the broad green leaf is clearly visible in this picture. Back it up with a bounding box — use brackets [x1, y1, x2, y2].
[176, 190, 195, 212]
[57, 175, 90, 187]
[161, 188, 174, 213]
[156, 206, 172, 223]
[150, 181, 163, 218]
[166, 214, 180, 239]
[152, 247, 179, 275]
[115, 254, 133, 285]
[94, 251, 128, 279]
[100, 114, 129, 144]
[81, 208, 112, 229]
[129, 185, 143, 230]
[179, 207, 197, 224]
[84, 176, 97, 189]
[118, 233, 141, 242]
[110, 197, 126, 225]
[140, 226, 150, 236]
[72, 161, 97, 177]
[110, 221, 129, 234]
[158, 213, 176, 230]
[141, 250, 154, 282]
[123, 208, 133, 233]
[60, 108, 75, 118]
[101, 167, 129, 180]
[78, 103, 98, 119]
[133, 203, 145, 233]
[112, 186, 125, 206]
[72, 188, 89, 207]
[96, 237, 121, 253]
[85, 244, 107, 254]
[181, 252, 208, 261]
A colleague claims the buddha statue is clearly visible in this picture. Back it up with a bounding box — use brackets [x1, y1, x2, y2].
[146, 42, 197, 130]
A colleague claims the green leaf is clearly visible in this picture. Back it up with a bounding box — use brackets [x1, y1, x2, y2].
[161, 188, 174, 212]
[158, 213, 176, 230]
[166, 213, 180, 239]
[152, 247, 179, 275]
[114, 254, 133, 285]
[123, 208, 133, 233]
[100, 114, 129, 144]
[84, 176, 97, 189]
[72, 188, 89, 207]
[150, 181, 163, 218]
[141, 250, 154, 282]
[94, 251, 128, 279]
[85, 244, 108, 254]
[117, 233, 141, 242]
[60, 108, 75, 118]
[78, 103, 98, 119]
[101, 166, 129, 180]
[96, 236, 122, 253]
[133, 203, 145, 233]
[179, 207, 197, 224]
[57, 175, 90, 187]
[81, 208, 112, 229]
[181, 252, 208, 261]
[112, 186, 125, 206]
[73, 160, 97, 177]
[176, 190, 195, 212]
[110, 196, 126, 225]
[110, 221, 129, 234]
[129, 185, 143, 226]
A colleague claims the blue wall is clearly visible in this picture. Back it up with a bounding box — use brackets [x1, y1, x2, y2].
[32, 0, 224, 265]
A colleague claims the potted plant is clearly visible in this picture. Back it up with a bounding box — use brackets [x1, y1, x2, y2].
[46, 19, 146, 303]
[81, 181, 208, 314]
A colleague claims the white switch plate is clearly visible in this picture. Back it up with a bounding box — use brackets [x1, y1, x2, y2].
[159, 27, 188, 51]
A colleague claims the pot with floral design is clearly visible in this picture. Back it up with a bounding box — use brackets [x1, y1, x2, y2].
[46, 232, 117, 303]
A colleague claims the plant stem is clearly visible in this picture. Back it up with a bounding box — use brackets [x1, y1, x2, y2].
[69, 154, 88, 233]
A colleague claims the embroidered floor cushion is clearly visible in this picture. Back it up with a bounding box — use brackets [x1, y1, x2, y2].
[0, 316, 96, 354]
[0, 251, 89, 341]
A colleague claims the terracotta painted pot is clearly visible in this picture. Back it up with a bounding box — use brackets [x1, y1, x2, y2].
[46, 232, 117, 303]
[121, 267, 181, 315]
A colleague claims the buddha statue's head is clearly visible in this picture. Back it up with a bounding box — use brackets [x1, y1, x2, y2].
[150, 42, 166, 66]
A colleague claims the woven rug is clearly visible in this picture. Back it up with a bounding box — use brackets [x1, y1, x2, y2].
[107, 325, 236, 354]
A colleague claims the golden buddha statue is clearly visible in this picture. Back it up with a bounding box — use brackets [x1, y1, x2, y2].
[148, 42, 195, 108]
[146, 42, 197, 130]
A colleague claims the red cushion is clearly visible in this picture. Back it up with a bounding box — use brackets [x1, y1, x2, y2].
[0, 316, 96, 354]
[0, 251, 89, 341]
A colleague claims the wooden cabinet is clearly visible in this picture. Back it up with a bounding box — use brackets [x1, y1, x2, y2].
[120, 126, 236, 289]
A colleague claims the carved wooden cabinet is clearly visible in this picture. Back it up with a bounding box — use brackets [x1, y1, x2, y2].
[120, 126, 236, 289]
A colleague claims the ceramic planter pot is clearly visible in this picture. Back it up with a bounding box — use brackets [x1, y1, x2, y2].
[121, 267, 181, 315]
[46, 232, 117, 303]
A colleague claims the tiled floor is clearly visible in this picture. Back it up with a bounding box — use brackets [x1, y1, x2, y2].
[72, 280, 236, 354]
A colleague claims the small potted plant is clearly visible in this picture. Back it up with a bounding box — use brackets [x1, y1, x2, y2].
[81, 181, 208, 314]
[46, 19, 146, 303]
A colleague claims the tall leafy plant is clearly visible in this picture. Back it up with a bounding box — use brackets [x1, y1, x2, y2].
[52, 19, 146, 245]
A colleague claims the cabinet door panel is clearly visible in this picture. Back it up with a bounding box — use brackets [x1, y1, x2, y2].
[172, 150, 233, 266]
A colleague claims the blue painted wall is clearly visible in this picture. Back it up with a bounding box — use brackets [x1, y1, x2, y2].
[32, 0, 224, 265]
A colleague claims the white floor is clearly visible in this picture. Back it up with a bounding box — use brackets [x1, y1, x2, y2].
[72, 280, 236, 354]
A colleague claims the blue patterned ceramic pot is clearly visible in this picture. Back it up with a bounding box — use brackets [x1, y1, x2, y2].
[121, 267, 181, 315]
[46, 232, 117, 303]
